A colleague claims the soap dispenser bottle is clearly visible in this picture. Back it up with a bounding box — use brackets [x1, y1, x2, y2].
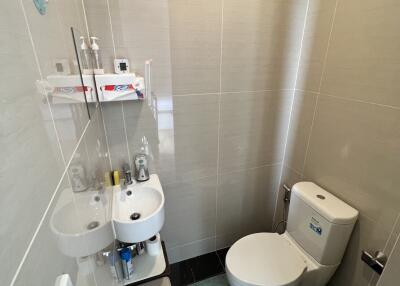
[90, 36, 104, 74]
[79, 36, 92, 75]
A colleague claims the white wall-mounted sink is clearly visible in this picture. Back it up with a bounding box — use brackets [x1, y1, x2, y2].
[50, 189, 114, 257]
[112, 174, 165, 243]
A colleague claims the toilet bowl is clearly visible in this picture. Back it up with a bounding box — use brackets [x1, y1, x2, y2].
[225, 182, 358, 286]
[226, 232, 337, 286]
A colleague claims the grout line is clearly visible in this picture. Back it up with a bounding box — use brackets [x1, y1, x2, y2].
[218, 162, 282, 177]
[215, 250, 226, 270]
[167, 236, 217, 253]
[99, 104, 113, 170]
[320, 92, 400, 111]
[281, 163, 303, 177]
[10, 120, 91, 286]
[105, 0, 117, 59]
[121, 101, 132, 167]
[171, 89, 294, 97]
[19, 0, 42, 79]
[378, 229, 400, 283]
[220, 88, 294, 94]
[19, 0, 67, 168]
[80, 0, 91, 39]
[215, 0, 225, 247]
[273, 0, 310, 227]
[316, 0, 340, 93]
[368, 213, 400, 285]
[383, 213, 400, 253]
[300, 0, 339, 176]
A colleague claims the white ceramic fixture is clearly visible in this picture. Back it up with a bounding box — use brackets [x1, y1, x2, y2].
[112, 174, 165, 243]
[226, 182, 359, 286]
[50, 189, 114, 257]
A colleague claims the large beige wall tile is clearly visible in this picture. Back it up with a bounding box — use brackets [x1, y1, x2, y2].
[161, 176, 217, 249]
[328, 215, 390, 286]
[110, 0, 172, 96]
[320, 0, 400, 108]
[13, 175, 94, 286]
[219, 90, 291, 173]
[0, 1, 64, 284]
[296, 0, 337, 91]
[378, 231, 400, 286]
[167, 237, 216, 263]
[101, 101, 130, 169]
[304, 95, 400, 233]
[216, 165, 280, 248]
[170, 94, 219, 183]
[22, 0, 90, 161]
[83, 0, 115, 72]
[284, 90, 317, 173]
[221, 0, 307, 92]
[169, 0, 222, 95]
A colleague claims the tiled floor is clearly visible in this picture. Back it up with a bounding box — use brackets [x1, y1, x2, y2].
[169, 248, 230, 286]
[189, 274, 229, 286]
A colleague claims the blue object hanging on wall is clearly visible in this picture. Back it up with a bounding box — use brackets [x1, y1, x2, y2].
[33, 0, 47, 15]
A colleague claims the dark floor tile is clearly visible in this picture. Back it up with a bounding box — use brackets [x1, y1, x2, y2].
[216, 248, 230, 269]
[189, 252, 224, 282]
[170, 260, 195, 286]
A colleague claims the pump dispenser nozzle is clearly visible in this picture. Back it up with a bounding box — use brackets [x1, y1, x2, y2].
[90, 36, 104, 74]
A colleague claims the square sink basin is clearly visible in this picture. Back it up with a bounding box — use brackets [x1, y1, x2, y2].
[112, 174, 165, 243]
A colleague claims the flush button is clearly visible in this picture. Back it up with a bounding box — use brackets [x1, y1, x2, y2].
[316, 194, 325, 200]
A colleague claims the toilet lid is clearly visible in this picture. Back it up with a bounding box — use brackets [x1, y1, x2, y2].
[226, 233, 307, 286]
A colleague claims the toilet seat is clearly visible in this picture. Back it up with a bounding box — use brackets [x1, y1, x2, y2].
[226, 233, 307, 286]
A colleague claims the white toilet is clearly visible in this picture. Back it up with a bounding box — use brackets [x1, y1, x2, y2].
[226, 182, 358, 286]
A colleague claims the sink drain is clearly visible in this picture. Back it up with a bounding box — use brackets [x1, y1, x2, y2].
[87, 221, 100, 230]
[126, 190, 132, 196]
[130, 213, 141, 221]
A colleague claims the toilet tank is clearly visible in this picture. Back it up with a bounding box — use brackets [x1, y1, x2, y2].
[286, 182, 358, 266]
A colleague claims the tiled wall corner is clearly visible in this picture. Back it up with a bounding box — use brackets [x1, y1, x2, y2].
[278, 0, 400, 285]
[85, 0, 309, 264]
[2, 1, 113, 285]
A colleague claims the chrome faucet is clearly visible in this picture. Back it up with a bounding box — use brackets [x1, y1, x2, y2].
[122, 163, 133, 185]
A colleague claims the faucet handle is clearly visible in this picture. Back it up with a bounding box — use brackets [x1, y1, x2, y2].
[122, 163, 133, 185]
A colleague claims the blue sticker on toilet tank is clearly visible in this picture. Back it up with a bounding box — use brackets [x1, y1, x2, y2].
[309, 217, 322, 235]
[309, 223, 322, 235]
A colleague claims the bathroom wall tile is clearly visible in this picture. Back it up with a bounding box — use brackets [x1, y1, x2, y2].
[83, 108, 112, 184]
[377, 231, 400, 286]
[219, 90, 291, 173]
[0, 1, 65, 284]
[383, 214, 400, 258]
[22, 0, 90, 161]
[304, 95, 400, 233]
[216, 164, 280, 248]
[295, 0, 337, 91]
[273, 166, 302, 234]
[320, 0, 400, 108]
[168, 0, 222, 95]
[110, 0, 172, 96]
[283, 90, 318, 173]
[161, 176, 217, 250]
[122, 99, 161, 169]
[328, 215, 390, 286]
[221, 0, 307, 92]
[167, 237, 216, 264]
[101, 101, 130, 169]
[69, 108, 112, 190]
[83, 0, 114, 49]
[171, 94, 219, 183]
[13, 175, 97, 286]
